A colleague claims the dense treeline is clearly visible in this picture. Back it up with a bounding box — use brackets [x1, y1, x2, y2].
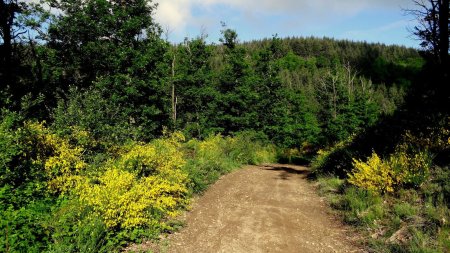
[1, 8, 422, 147]
[171, 35, 421, 148]
[1, 0, 444, 251]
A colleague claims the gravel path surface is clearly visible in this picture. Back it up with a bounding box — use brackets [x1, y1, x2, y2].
[129, 164, 362, 253]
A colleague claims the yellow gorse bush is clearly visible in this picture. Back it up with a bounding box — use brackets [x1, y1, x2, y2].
[403, 118, 450, 150]
[116, 131, 186, 176]
[77, 168, 188, 229]
[389, 144, 431, 186]
[187, 133, 276, 166]
[348, 145, 432, 193]
[197, 134, 225, 160]
[184, 134, 229, 170]
[224, 134, 276, 164]
[348, 152, 395, 193]
[76, 131, 189, 229]
[348, 122, 448, 194]
[254, 148, 277, 164]
[25, 121, 86, 194]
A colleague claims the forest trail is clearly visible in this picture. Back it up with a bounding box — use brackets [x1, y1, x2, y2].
[130, 164, 362, 253]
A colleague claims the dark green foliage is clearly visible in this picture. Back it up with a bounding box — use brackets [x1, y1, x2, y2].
[46, 0, 160, 87]
[214, 29, 259, 134]
[172, 37, 218, 138]
[52, 87, 139, 146]
[45, 0, 170, 139]
[0, 199, 53, 253]
[0, 110, 23, 184]
[45, 199, 113, 253]
[315, 66, 380, 144]
[264, 90, 321, 148]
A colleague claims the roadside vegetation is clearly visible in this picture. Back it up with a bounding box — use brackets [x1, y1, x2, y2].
[0, 116, 276, 252]
[312, 70, 449, 252]
[314, 120, 449, 252]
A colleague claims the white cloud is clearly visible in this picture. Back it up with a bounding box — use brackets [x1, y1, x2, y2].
[154, 0, 192, 35]
[153, 0, 415, 40]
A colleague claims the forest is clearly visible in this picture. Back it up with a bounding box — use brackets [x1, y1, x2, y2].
[0, 0, 449, 252]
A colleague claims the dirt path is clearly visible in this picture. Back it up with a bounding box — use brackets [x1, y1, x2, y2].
[132, 164, 362, 253]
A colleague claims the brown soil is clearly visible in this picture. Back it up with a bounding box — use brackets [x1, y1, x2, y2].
[128, 164, 363, 253]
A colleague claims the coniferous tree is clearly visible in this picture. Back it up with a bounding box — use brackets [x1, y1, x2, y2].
[175, 37, 218, 137]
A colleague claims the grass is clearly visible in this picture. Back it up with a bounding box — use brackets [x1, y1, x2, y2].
[393, 202, 417, 219]
[316, 173, 450, 253]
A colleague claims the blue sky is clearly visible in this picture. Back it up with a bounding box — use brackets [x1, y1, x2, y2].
[154, 0, 420, 48]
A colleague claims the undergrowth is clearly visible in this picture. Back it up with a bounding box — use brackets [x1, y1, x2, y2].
[313, 117, 450, 252]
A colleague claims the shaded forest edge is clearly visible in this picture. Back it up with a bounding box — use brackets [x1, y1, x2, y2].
[312, 59, 449, 252]
[1, 0, 449, 252]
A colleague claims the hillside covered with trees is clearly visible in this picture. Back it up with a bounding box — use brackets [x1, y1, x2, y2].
[0, 0, 448, 252]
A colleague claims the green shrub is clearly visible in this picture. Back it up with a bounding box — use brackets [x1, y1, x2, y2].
[45, 198, 116, 253]
[182, 133, 276, 193]
[0, 199, 53, 253]
[0, 110, 23, 186]
[311, 135, 355, 177]
[437, 227, 450, 252]
[226, 131, 276, 165]
[52, 87, 140, 147]
[407, 227, 440, 253]
[421, 166, 450, 205]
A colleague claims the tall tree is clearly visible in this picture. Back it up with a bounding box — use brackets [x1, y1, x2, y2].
[408, 0, 449, 66]
[216, 28, 258, 133]
[46, 0, 170, 139]
[173, 37, 216, 137]
[0, 0, 27, 105]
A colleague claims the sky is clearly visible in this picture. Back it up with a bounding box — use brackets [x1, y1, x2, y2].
[153, 0, 421, 48]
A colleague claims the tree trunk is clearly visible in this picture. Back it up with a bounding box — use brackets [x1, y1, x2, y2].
[439, 0, 449, 69]
[171, 53, 177, 127]
[0, 0, 13, 87]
